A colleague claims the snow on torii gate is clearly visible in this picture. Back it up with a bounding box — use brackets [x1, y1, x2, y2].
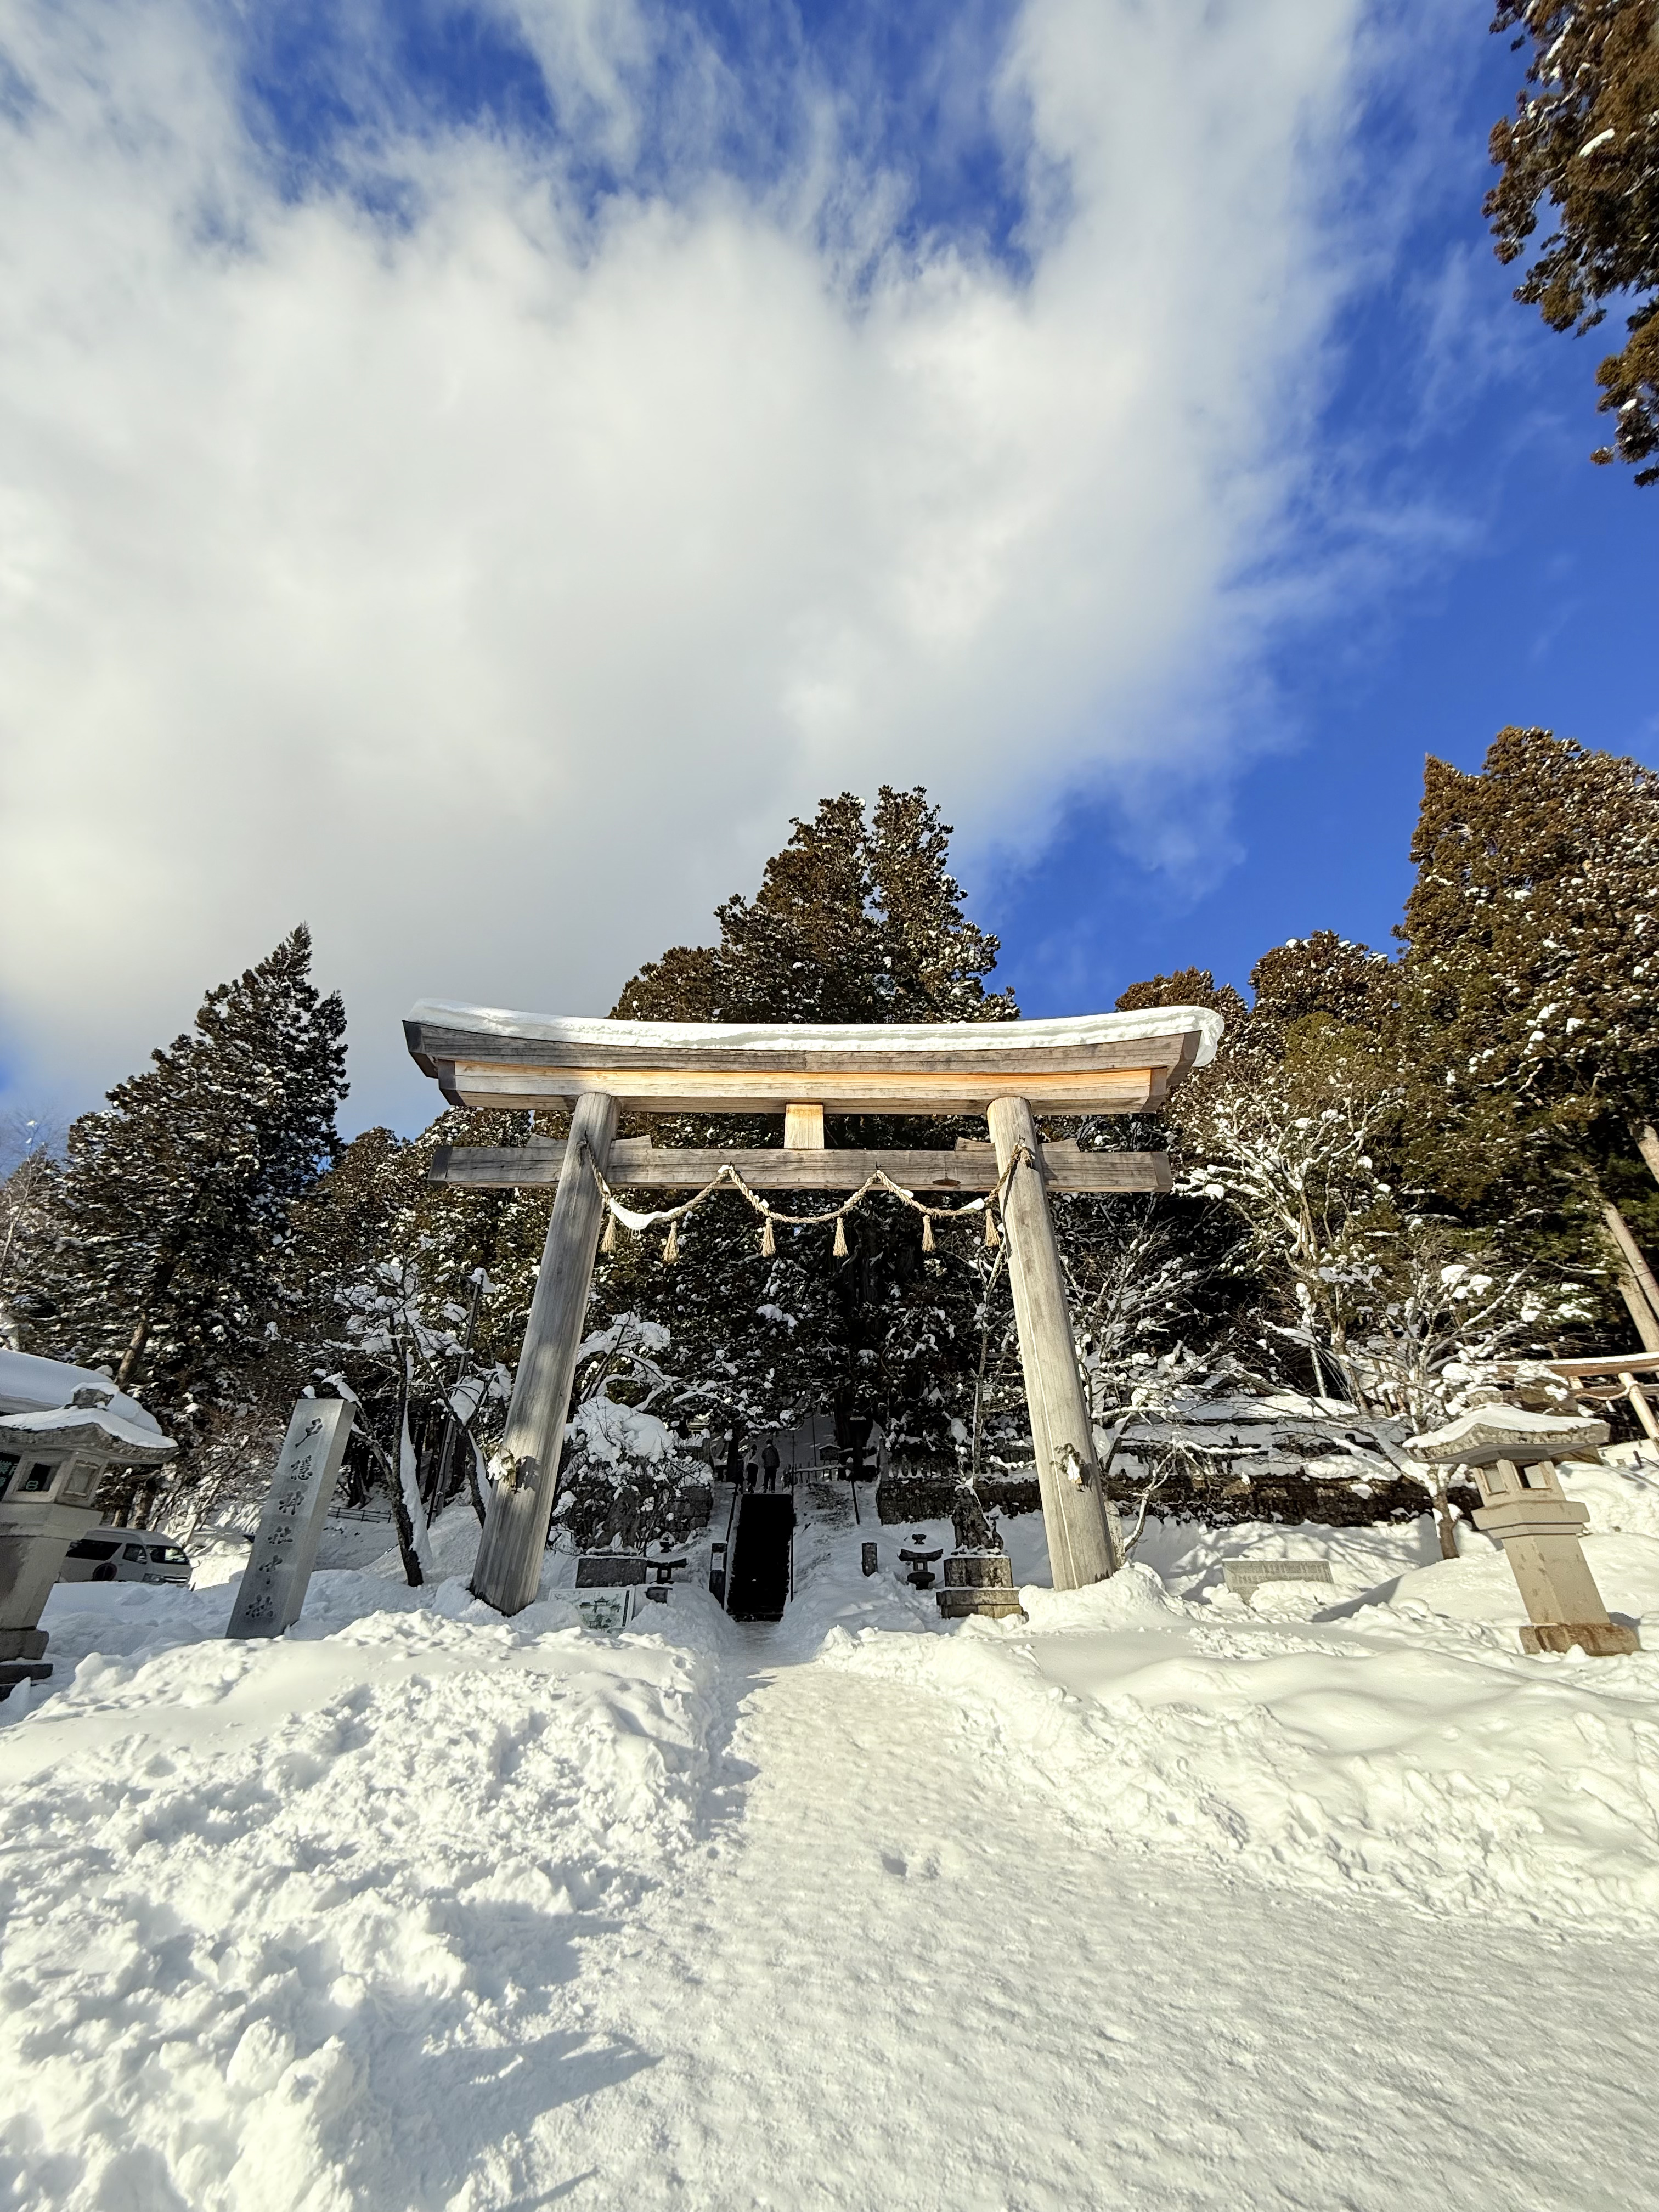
[404, 1002, 1223, 1616]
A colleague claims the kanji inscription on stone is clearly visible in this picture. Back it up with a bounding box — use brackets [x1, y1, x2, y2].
[225, 1397, 356, 1640]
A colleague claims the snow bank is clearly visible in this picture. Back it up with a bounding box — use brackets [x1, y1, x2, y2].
[1386, 1532, 1658, 1624]
[819, 1520, 1659, 1935]
[4, 1480, 1658, 2207]
[1, 1572, 716, 2209]
[1562, 1446, 1659, 1541]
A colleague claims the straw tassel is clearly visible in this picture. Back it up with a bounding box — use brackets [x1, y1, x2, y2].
[984, 1206, 1000, 1248]
[921, 1213, 936, 1254]
[832, 1215, 848, 1259]
[662, 1220, 680, 1264]
[760, 1215, 776, 1258]
[600, 1210, 617, 1256]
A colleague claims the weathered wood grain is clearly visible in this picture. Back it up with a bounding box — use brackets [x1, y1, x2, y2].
[784, 1103, 825, 1150]
[430, 1059, 1165, 1117]
[990, 1094, 1122, 1590]
[470, 1091, 617, 1617]
[427, 1139, 1173, 1195]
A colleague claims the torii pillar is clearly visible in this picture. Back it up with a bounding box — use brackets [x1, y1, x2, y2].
[472, 1091, 617, 1614]
[990, 1097, 1122, 1585]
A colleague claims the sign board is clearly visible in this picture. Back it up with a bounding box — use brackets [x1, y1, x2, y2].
[575, 1589, 633, 1632]
[573, 1554, 646, 1588]
[1222, 1560, 1334, 1595]
[226, 1398, 356, 1639]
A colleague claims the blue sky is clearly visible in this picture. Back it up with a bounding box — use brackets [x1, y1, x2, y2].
[1001, 9, 1656, 1013]
[0, 0, 1650, 1132]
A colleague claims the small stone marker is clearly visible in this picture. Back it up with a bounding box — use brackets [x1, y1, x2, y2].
[1223, 1560, 1334, 1598]
[226, 1398, 356, 1640]
[937, 1550, 1026, 1620]
[861, 1541, 878, 1577]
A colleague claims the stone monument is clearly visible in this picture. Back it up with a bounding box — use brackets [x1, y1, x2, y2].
[226, 1398, 356, 1640]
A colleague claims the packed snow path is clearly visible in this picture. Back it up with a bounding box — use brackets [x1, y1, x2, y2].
[3, 1479, 1658, 2210]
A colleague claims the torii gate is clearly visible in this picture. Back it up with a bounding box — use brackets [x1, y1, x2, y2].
[404, 1002, 1222, 1615]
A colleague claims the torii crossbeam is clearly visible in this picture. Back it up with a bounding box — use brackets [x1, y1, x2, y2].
[403, 1002, 1223, 1614]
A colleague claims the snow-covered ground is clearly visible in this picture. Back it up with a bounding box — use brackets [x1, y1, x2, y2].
[3, 1467, 1657, 2210]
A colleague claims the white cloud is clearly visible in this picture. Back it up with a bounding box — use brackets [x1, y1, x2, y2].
[0, 0, 1388, 1130]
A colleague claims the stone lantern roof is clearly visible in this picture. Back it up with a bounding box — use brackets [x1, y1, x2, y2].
[0, 1394, 178, 1467]
[1406, 1403, 1609, 1469]
[0, 1348, 164, 1433]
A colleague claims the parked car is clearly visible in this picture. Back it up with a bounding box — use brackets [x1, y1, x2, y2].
[57, 1531, 192, 1587]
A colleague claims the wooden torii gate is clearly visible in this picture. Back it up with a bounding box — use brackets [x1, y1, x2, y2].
[404, 1001, 1222, 1615]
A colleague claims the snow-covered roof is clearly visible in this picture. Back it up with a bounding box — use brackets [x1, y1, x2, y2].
[405, 1001, 1224, 1117]
[1127, 1392, 1374, 1429]
[0, 1403, 178, 1464]
[406, 1002, 1224, 1065]
[0, 1348, 165, 1435]
[1407, 1404, 1609, 1466]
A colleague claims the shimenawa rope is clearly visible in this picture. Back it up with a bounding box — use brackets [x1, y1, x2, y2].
[581, 1140, 1035, 1261]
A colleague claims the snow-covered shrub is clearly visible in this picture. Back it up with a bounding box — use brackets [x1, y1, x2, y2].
[1171, 1034, 1599, 1549]
[1088, 1351, 1435, 1531]
[549, 1316, 712, 1554]
[326, 1254, 511, 1583]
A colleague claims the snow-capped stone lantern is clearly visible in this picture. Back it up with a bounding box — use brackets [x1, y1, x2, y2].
[1406, 1405, 1639, 1658]
[0, 1385, 178, 1691]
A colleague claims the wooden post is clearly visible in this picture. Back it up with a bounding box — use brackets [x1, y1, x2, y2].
[472, 1091, 618, 1615]
[988, 1095, 1121, 1589]
[1637, 1124, 1659, 1189]
[1617, 1370, 1659, 1443]
[1602, 1199, 1659, 1352]
[784, 1102, 825, 1149]
[1614, 1274, 1659, 1352]
[1602, 1196, 1659, 1314]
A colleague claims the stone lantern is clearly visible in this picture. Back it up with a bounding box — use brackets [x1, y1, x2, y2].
[1406, 1404, 1639, 1657]
[0, 1387, 178, 1692]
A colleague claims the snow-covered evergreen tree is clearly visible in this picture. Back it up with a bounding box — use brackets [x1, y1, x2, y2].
[1401, 730, 1659, 1150]
[1168, 992, 1593, 1552]
[1486, 0, 1659, 484]
[596, 788, 1020, 1463]
[0, 1113, 64, 1351]
[32, 927, 347, 1445]
[1398, 727, 1659, 1328]
[614, 786, 1015, 1036]
[1113, 930, 1596, 1464]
